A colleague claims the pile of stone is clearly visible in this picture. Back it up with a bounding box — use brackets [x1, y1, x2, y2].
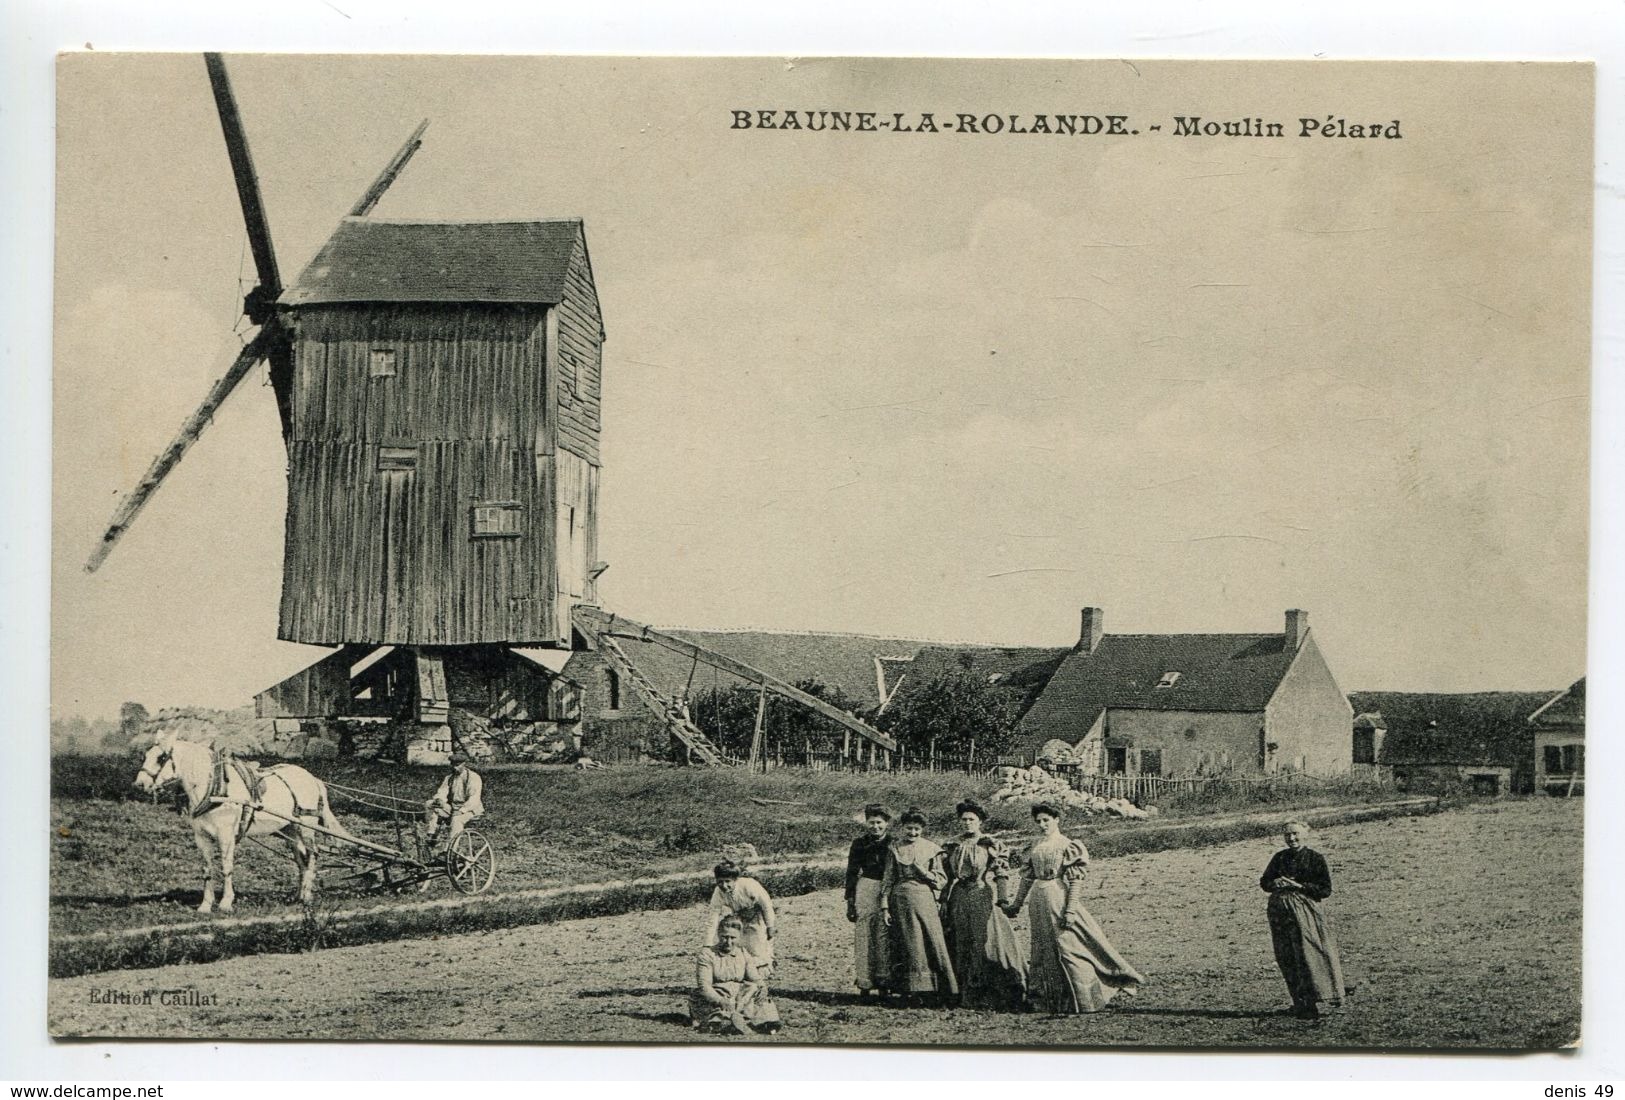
[990, 764, 1155, 819]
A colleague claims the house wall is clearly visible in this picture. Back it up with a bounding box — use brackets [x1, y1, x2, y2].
[559, 648, 668, 763]
[280, 304, 560, 646]
[1099, 708, 1266, 776]
[1265, 633, 1355, 776]
[1533, 728, 1586, 791]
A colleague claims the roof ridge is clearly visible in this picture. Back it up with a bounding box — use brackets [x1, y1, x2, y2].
[662, 626, 1067, 649]
[340, 216, 585, 226]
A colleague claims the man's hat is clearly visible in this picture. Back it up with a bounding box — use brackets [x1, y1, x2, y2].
[449, 751, 472, 765]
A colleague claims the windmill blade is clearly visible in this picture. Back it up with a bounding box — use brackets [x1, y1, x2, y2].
[350, 119, 430, 217]
[85, 328, 274, 573]
[204, 53, 281, 316]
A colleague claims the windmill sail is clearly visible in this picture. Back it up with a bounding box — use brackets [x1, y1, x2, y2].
[84, 329, 273, 573]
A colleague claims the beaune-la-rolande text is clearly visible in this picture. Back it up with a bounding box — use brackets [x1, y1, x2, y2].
[729, 111, 1403, 139]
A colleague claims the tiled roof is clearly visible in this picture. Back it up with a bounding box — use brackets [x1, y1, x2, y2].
[1020, 633, 1299, 746]
[903, 645, 1073, 720]
[1348, 690, 1555, 766]
[281, 218, 584, 306]
[1528, 678, 1585, 730]
[602, 629, 937, 710]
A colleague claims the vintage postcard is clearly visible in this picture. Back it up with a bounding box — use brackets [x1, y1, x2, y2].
[48, 55, 1590, 1049]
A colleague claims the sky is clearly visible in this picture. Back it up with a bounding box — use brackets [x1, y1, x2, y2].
[51, 55, 1592, 719]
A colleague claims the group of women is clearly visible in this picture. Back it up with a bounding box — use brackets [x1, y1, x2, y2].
[846, 800, 1146, 1014]
[690, 800, 1346, 1034]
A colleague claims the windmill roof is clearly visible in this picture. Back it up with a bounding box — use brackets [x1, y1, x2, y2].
[1018, 633, 1300, 747]
[281, 218, 585, 306]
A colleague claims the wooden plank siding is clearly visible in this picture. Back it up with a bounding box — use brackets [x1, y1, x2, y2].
[554, 234, 603, 466]
[279, 304, 563, 647]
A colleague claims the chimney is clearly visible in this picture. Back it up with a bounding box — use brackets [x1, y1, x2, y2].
[1078, 607, 1104, 653]
[1284, 609, 1308, 652]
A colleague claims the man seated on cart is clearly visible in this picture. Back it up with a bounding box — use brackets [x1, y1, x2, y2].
[422, 751, 484, 853]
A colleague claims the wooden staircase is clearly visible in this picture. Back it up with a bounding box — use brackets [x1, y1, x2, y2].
[594, 634, 736, 766]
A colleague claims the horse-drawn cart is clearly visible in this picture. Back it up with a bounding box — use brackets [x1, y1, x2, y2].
[317, 781, 497, 895]
[134, 735, 498, 913]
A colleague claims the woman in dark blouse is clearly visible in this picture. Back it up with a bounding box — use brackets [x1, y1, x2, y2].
[1260, 820, 1346, 1018]
[844, 803, 895, 996]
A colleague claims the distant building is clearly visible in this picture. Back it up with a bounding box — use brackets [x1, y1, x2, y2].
[560, 629, 921, 762]
[1347, 690, 1555, 795]
[1529, 678, 1585, 795]
[907, 608, 1354, 776]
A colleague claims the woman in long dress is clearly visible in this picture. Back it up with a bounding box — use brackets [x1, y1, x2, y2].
[704, 860, 777, 971]
[844, 803, 895, 996]
[1004, 801, 1144, 1014]
[940, 799, 1027, 1010]
[880, 807, 959, 1004]
[691, 915, 783, 1035]
[1260, 820, 1346, 1018]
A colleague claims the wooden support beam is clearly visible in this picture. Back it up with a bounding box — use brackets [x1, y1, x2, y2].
[572, 606, 898, 751]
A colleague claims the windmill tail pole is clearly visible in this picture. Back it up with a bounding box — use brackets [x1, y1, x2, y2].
[349, 119, 430, 218]
[572, 604, 899, 753]
[85, 329, 272, 573]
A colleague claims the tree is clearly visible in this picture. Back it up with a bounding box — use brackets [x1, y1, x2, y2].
[688, 678, 871, 761]
[876, 670, 1017, 762]
[117, 701, 150, 749]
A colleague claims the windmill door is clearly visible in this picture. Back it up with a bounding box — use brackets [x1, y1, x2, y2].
[378, 444, 419, 638]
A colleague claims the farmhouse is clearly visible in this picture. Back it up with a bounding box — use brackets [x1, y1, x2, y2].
[1347, 690, 1554, 795]
[908, 608, 1354, 776]
[1529, 678, 1585, 795]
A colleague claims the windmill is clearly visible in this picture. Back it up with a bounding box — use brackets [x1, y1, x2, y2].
[88, 54, 895, 766]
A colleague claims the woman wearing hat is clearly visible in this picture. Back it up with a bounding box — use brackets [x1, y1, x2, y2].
[941, 799, 1026, 1010]
[845, 803, 896, 996]
[1002, 801, 1143, 1014]
[880, 807, 958, 1004]
[703, 859, 777, 971]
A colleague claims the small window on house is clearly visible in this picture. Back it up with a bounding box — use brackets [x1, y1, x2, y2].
[370, 349, 397, 378]
[606, 669, 621, 711]
[1544, 745, 1564, 773]
[1156, 671, 1182, 689]
[1561, 744, 1584, 774]
[378, 445, 418, 471]
[471, 501, 522, 538]
[1140, 748, 1163, 775]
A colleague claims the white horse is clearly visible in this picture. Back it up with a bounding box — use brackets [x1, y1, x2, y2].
[133, 733, 355, 914]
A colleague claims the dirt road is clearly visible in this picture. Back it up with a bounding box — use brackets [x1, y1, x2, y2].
[48, 798, 1581, 1049]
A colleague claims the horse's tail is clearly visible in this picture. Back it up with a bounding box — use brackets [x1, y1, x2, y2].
[316, 784, 360, 844]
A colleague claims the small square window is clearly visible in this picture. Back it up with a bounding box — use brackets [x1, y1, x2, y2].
[370, 349, 397, 378]
[1156, 671, 1182, 689]
[378, 445, 418, 471]
[471, 501, 522, 538]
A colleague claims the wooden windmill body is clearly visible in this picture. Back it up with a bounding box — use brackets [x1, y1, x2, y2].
[90, 55, 894, 765]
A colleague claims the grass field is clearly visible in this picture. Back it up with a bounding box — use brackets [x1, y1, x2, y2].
[47, 798, 1583, 1048]
[50, 753, 1408, 939]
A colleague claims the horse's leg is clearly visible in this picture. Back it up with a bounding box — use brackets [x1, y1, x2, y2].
[295, 823, 318, 905]
[193, 830, 217, 914]
[217, 822, 238, 913]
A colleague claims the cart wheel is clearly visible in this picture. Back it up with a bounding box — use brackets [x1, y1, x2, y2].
[447, 829, 496, 894]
